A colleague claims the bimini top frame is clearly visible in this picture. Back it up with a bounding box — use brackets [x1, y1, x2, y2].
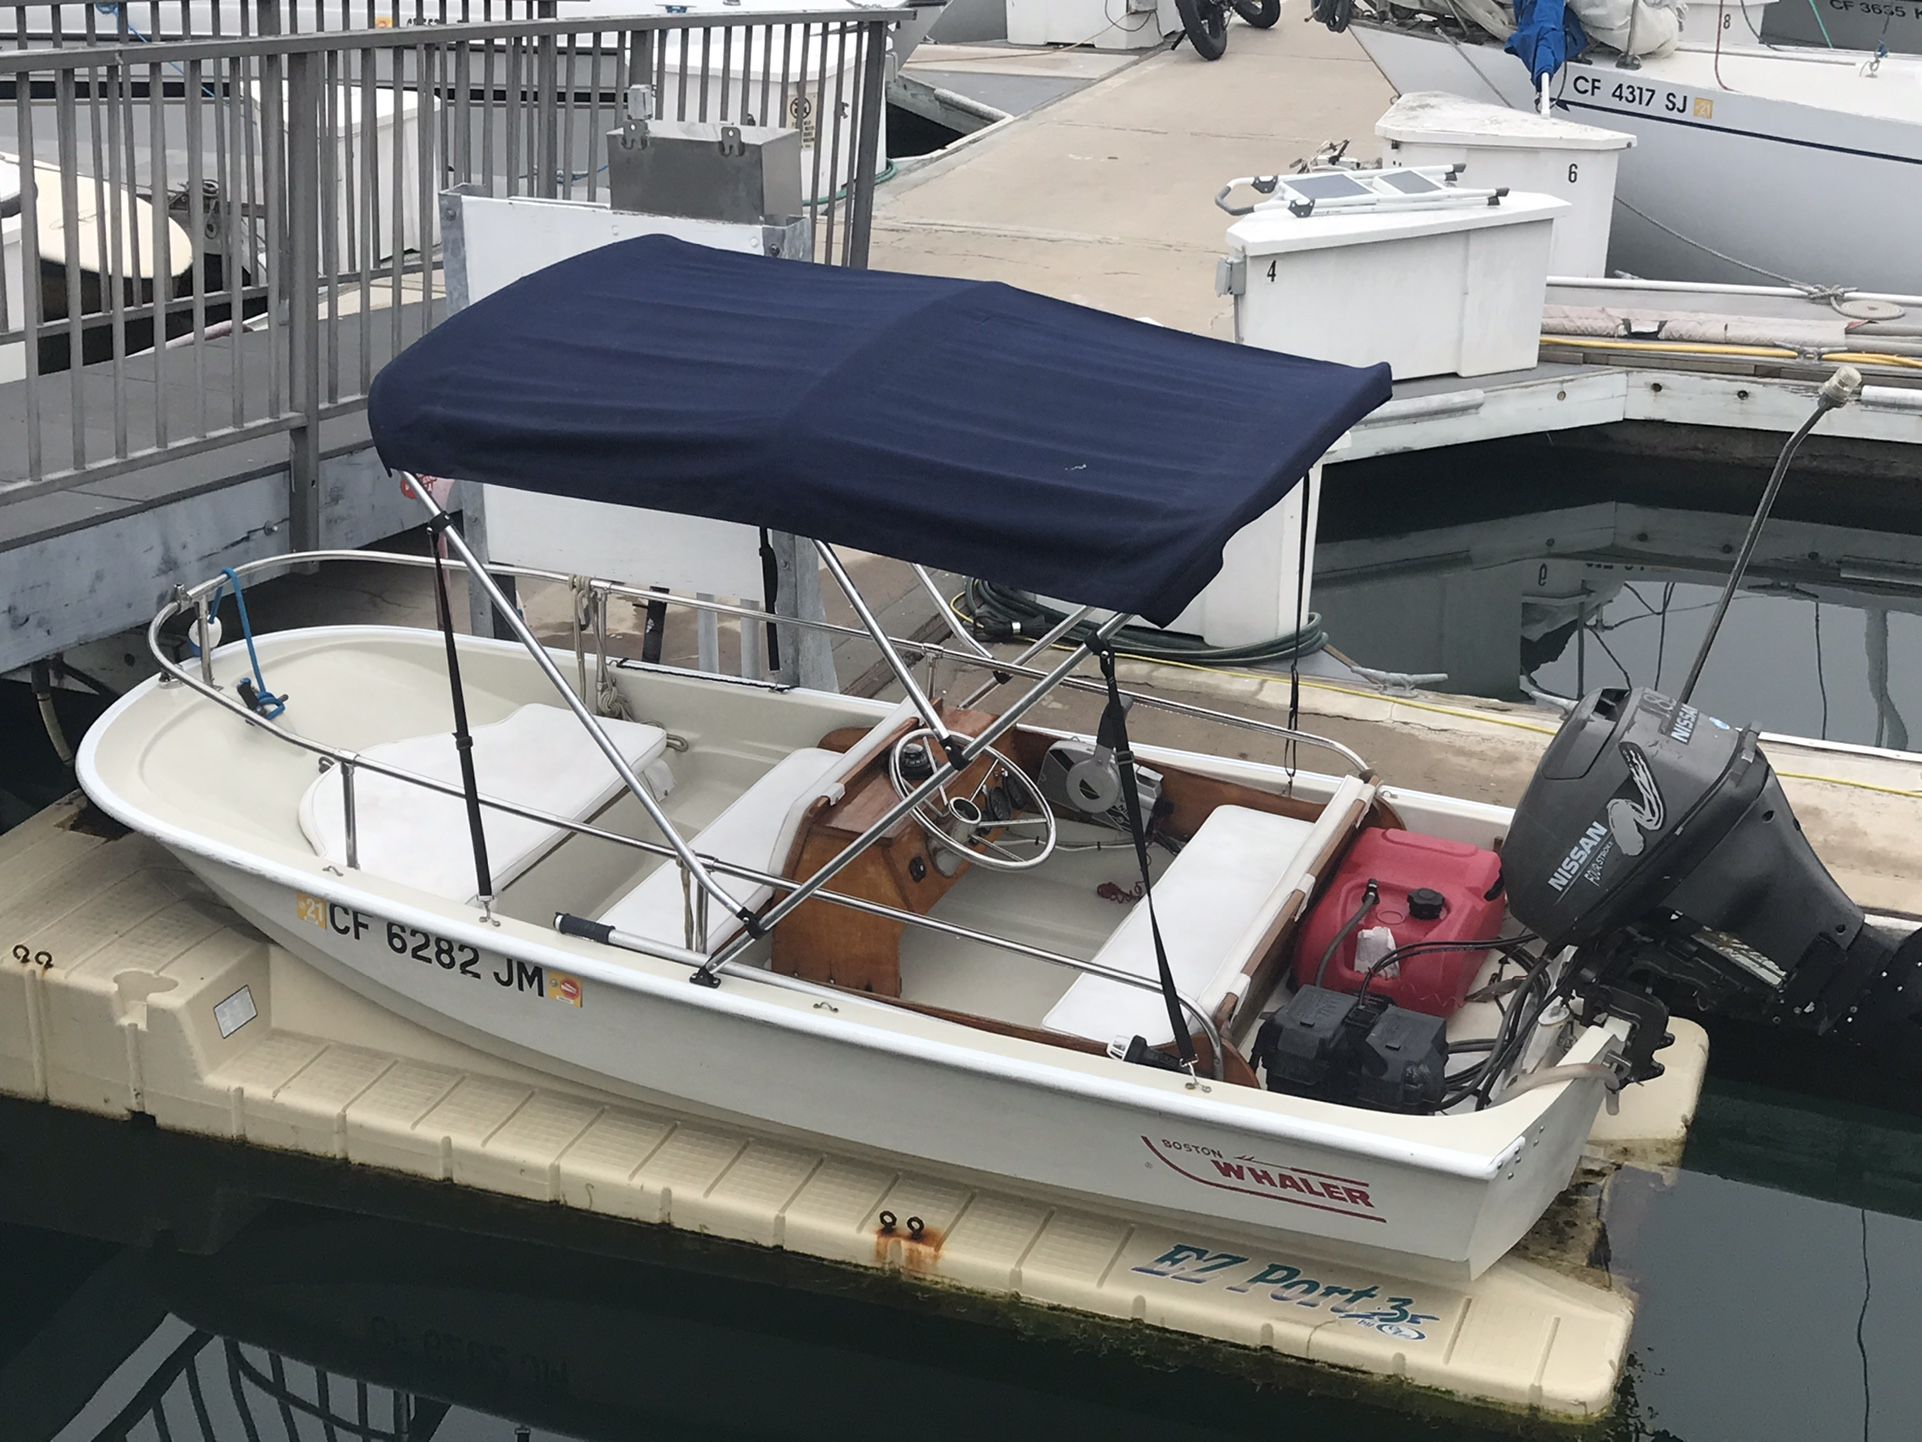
[145, 536, 1371, 1081]
[398, 475, 1145, 992]
[185, 235, 1393, 1077]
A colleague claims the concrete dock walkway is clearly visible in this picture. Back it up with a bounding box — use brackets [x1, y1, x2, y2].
[875, 15, 1394, 335]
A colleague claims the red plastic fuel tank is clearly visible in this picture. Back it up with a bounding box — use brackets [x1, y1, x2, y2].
[1294, 829, 1506, 1016]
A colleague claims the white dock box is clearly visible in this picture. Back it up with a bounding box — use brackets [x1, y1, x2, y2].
[1006, 0, 1179, 50]
[1226, 189, 1566, 379]
[1376, 93, 1634, 278]
[1035, 438, 1347, 648]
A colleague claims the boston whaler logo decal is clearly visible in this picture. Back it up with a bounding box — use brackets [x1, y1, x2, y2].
[1142, 1137, 1382, 1222]
[1605, 742, 1665, 859]
[1133, 1243, 1441, 1341]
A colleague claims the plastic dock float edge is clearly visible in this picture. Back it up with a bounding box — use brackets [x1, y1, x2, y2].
[0, 799, 1708, 1423]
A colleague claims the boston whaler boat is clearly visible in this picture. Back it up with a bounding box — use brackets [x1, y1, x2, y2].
[76, 236, 1922, 1284]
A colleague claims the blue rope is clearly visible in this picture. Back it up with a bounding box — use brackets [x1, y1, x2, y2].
[1805, 0, 1836, 47]
[97, 4, 221, 98]
[212, 567, 287, 719]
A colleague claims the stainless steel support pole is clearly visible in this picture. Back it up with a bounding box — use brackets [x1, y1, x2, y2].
[958, 612, 1130, 764]
[696, 747, 968, 980]
[913, 563, 992, 660]
[341, 757, 360, 869]
[817, 541, 952, 747]
[703, 614, 1128, 974]
[403, 476, 752, 927]
[680, 864, 711, 951]
[195, 593, 217, 686]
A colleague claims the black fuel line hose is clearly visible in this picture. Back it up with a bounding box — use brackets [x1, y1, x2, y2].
[956, 578, 1327, 667]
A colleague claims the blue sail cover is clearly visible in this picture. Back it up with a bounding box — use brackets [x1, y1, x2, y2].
[369, 235, 1391, 627]
[1505, 0, 1588, 86]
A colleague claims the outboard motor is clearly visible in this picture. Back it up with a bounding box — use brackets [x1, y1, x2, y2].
[1504, 686, 1922, 1050]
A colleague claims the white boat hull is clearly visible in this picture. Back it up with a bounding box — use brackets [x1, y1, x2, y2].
[1351, 25, 1922, 293]
[77, 624, 1619, 1284]
[178, 855, 1609, 1284]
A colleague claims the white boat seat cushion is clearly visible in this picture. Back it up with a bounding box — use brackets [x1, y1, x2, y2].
[299, 703, 668, 902]
[597, 698, 920, 952]
[1042, 803, 1327, 1048]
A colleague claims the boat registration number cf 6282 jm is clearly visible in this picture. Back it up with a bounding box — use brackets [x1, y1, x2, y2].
[294, 894, 584, 1007]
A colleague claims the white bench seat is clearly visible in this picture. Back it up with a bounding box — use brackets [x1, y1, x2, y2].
[598, 746, 846, 951]
[1042, 802, 1335, 1048]
[597, 698, 919, 952]
[299, 702, 668, 903]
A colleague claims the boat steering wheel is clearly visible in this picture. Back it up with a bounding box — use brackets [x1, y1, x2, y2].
[887, 728, 1057, 873]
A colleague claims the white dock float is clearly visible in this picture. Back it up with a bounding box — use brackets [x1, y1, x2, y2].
[0, 796, 1707, 1422]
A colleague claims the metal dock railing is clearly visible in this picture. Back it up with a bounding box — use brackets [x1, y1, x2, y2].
[0, 2, 898, 527]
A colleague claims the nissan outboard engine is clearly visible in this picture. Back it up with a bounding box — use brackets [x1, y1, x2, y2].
[1504, 687, 1922, 1049]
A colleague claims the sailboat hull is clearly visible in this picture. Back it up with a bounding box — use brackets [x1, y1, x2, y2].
[1352, 25, 1922, 293]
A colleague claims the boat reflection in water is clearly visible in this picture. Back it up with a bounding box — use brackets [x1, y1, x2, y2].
[0, 1101, 1579, 1442]
[1314, 459, 1922, 749]
[8, 1074, 1922, 1442]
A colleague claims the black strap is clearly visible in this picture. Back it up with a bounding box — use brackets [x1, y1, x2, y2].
[641, 585, 668, 666]
[1286, 472, 1310, 776]
[758, 527, 783, 672]
[429, 515, 495, 908]
[1094, 644, 1197, 1074]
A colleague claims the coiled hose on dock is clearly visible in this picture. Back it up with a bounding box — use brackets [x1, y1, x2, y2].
[955, 578, 1327, 666]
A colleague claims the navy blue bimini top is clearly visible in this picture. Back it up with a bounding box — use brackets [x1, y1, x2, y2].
[369, 234, 1390, 626]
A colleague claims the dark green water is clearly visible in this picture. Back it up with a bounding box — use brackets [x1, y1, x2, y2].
[1314, 439, 1922, 749]
[7, 493, 1920, 1439]
[5, 1075, 1922, 1442]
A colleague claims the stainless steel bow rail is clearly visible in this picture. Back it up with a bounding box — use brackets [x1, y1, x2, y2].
[147, 547, 1375, 1078]
[0, 1, 904, 510]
